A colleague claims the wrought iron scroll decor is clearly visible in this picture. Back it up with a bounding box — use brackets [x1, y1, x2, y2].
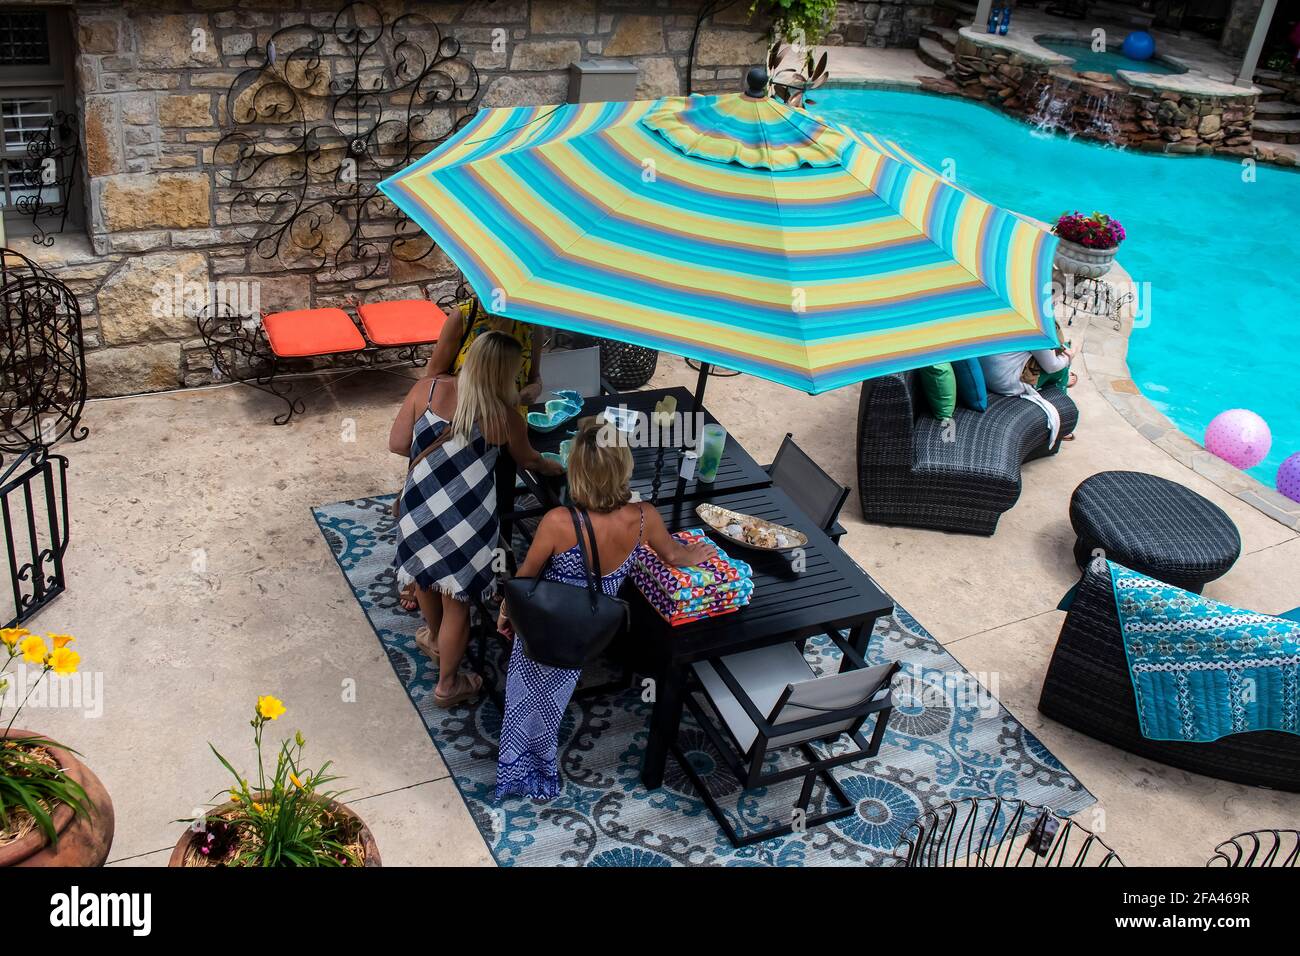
[0, 246, 85, 626]
[16, 111, 80, 247]
[215, 1, 481, 278]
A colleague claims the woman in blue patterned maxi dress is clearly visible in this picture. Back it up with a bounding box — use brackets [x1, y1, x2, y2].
[388, 332, 562, 709]
[495, 418, 715, 800]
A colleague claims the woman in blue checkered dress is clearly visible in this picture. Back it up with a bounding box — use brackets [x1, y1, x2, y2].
[389, 332, 561, 708]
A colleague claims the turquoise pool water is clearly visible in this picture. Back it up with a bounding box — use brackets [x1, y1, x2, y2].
[815, 88, 1300, 485]
[1039, 39, 1182, 76]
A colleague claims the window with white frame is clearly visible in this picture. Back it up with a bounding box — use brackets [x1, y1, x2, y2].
[0, 7, 77, 238]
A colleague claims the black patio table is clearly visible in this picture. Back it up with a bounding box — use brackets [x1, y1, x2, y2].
[631, 485, 894, 789]
[512, 386, 773, 522]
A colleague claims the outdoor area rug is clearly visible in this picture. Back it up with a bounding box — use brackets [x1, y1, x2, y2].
[314, 494, 1096, 866]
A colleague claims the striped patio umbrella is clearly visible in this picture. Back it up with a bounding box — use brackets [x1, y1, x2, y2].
[378, 88, 1059, 395]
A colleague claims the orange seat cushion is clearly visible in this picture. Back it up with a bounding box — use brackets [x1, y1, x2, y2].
[356, 299, 447, 346]
[262, 308, 366, 357]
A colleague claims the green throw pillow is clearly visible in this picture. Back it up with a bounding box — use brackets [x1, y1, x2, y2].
[917, 363, 956, 420]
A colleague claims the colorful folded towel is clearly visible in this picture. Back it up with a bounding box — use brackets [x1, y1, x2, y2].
[632, 529, 754, 626]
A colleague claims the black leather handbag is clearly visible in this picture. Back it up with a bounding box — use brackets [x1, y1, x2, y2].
[503, 507, 629, 669]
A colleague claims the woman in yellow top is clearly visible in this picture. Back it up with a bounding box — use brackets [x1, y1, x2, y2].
[423, 300, 544, 406]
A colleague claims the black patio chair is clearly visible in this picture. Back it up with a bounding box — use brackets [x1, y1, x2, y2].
[893, 796, 1123, 867]
[766, 433, 849, 543]
[673, 633, 900, 847]
[1207, 829, 1300, 867]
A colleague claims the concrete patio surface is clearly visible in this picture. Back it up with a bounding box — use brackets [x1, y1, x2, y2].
[26, 298, 1299, 865]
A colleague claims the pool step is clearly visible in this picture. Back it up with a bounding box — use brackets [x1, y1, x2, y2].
[1252, 83, 1284, 103]
[1254, 99, 1300, 121]
[1253, 118, 1300, 144]
[920, 25, 959, 53]
[917, 36, 955, 73]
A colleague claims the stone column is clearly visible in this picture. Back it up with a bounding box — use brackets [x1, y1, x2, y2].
[974, 0, 994, 32]
[1234, 0, 1278, 87]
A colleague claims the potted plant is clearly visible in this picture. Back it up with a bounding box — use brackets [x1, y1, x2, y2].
[0, 628, 114, 867]
[171, 695, 380, 867]
[1052, 210, 1126, 278]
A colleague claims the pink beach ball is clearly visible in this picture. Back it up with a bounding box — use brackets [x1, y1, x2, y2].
[1277, 453, 1300, 503]
[1205, 409, 1271, 470]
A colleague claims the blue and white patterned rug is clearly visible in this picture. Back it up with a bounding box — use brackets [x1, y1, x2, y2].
[314, 495, 1095, 866]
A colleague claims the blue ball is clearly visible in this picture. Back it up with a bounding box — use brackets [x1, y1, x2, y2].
[1122, 31, 1156, 61]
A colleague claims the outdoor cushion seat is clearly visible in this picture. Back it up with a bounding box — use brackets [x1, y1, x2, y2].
[356, 299, 446, 347]
[1069, 470, 1240, 593]
[262, 307, 366, 357]
[1038, 560, 1300, 792]
[857, 370, 1079, 536]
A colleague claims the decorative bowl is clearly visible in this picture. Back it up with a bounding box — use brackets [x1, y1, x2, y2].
[528, 397, 582, 432]
[695, 503, 807, 553]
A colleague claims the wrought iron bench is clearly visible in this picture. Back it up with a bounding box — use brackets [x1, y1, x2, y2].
[198, 296, 448, 425]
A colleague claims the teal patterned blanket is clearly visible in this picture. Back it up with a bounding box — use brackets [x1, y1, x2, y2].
[1109, 561, 1300, 742]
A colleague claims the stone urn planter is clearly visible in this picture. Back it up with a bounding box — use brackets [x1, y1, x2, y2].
[168, 793, 381, 867]
[1054, 238, 1118, 278]
[0, 729, 115, 868]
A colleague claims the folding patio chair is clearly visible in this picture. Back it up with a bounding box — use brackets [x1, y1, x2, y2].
[674, 633, 900, 847]
[536, 346, 613, 402]
[766, 433, 849, 543]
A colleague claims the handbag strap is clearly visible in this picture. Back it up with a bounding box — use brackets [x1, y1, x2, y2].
[566, 506, 602, 610]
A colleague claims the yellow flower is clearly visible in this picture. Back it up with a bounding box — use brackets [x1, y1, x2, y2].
[289, 772, 306, 790]
[0, 627, 30, 648]
[228, 789, 241, 803]
[251, 802, 264, 814]
[47, 646, 80, 676]
[20, 635, 48, 665]
[49, 633, 75, 649]
[256, 695, 285, 721]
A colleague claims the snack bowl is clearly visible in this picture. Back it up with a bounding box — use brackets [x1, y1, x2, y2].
[694, 503, 807, 553]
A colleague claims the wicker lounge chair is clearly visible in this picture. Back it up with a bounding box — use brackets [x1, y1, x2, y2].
[1038, 561, 1300, 792]
[856, 371, 1078, 535]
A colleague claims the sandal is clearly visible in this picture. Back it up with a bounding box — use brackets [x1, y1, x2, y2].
[414, 625, 438, 662]
[399, 582, 418, 612]
[434, 672, 482, 709]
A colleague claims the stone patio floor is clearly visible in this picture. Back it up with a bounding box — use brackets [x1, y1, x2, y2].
[30, 312, 1300, 865]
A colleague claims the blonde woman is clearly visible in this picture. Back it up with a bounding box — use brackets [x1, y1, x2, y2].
[494, 418, 714, 800]
[389, 331, 562, 708]
[397, 299, 542, 614]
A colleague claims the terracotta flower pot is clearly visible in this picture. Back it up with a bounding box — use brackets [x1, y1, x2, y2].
[1054, 238, 1119, 278]
[168, 793, 381, 867]
[0, 729, 114, 867]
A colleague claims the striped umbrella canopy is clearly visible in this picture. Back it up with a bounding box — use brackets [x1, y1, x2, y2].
[378, 91, 1059, 394]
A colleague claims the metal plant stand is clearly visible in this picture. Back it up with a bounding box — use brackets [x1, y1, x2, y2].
[15, 112, 80, 247]
[0, 247, 86, 626]
[894, 797, 1123, 867]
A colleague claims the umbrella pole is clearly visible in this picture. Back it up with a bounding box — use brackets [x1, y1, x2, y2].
[692, 361, 711, 410]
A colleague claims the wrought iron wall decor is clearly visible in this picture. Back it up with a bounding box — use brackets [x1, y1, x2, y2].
[15, 111, 80, 247]
[215, 1, 481, 279]
[0, 245, 85, 626]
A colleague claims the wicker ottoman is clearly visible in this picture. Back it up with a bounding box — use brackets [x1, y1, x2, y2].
[1069, 471, 1240, 593]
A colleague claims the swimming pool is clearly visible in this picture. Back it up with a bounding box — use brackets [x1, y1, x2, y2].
[815, 88, 1300, 485]
[1038, 38, 1183, 77]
